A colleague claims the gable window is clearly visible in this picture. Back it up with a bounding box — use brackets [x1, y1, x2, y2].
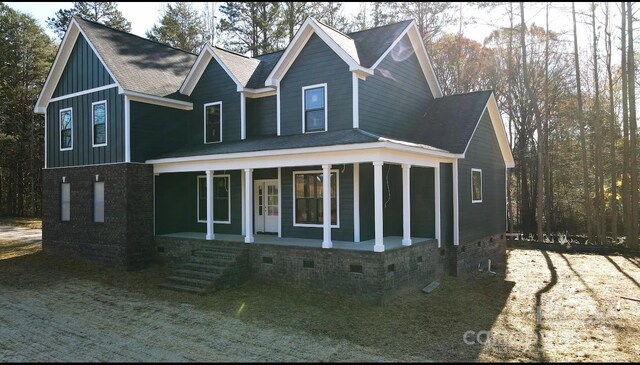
[61, 182, 70, 221]
[92, 101, 107, 147]
[204, 102, 222, 143]
[302, 84, 327, 133]
[94, 181, 105, 222]
[472, 168, 482, 203]
[294, 170, 338, 226]
[197, 175, 230, 223]
[60, 108, 73, 150]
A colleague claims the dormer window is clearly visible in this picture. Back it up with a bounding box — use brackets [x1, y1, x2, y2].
[204, 101, 222, 143]
[302, 84, 327, 133]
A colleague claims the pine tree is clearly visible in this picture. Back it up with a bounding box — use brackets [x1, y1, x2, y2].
[218, 2, 285, 56]
[146, 2, 205, 53]
[47, 2, 131, 39]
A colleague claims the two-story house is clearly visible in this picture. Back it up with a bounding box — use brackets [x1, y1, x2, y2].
[35, 16, 514, 302]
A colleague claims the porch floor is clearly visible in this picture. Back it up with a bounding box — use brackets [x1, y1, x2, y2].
[157, 232, 437, 252]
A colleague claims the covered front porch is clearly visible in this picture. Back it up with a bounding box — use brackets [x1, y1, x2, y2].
[149, 140, 457, 253]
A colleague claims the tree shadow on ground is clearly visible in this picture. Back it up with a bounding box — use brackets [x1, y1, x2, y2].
[534, 250, 558, 362]
[605, 255, 640, 289]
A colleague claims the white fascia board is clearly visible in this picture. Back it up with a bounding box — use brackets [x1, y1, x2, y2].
[265, 18, 371, 86]
[123, 90, 193, 110]
[462, 93, 515, 168]
[181, 45, 245, 96]
[35, 18, 122, 113]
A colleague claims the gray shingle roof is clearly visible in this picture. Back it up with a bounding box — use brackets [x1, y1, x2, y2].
[246, 51, 285, 89]
[314, 19, 360, 64]
[212, 47, 260, 87]
[348, 20, 414, 67]
[75, 16, 197, 97]
[417, 90, 493, 154]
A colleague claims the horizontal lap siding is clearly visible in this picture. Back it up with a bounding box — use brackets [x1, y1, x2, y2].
[46, 88, 124, 167]
[282, 164, 353, 241]
[191, 60, 241, 143]
[280, 34, 352, 135]
[359, 35, 433, 140]
[52, 35, 113, 97]
[458, 110, 506, 243]
[155, 171, 241, 235]
[130, 101, 195, 162]
[247, 96, 277, 137]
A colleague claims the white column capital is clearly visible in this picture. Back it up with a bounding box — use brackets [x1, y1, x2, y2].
[322, 164, 332, 169]
[244, 168, 253, 173]
[402, 163, 411, 170]
[373, 161, 384, 167]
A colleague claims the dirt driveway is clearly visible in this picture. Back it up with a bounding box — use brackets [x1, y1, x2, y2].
[1, 230, 639, 362]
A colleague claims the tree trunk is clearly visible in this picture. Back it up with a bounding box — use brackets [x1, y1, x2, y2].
[627, 2, 638, 247]
[605, 2, 618, 240]
[592, 2, 606, 244]
[572, 2, 592, 240]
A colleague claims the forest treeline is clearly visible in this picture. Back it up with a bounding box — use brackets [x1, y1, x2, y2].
[0, 2, 638, 247]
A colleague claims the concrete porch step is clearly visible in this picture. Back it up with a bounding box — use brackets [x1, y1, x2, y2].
[189, 256, 237, 266]
[193, 250, 240, 260]
[181, 262, 227, 274]
[195, 246, 244, 254]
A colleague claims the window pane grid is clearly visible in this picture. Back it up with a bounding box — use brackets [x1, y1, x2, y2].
[294, 173, 336, 225]
[197, 175, 230, 222]
[205, 104, 221, 143]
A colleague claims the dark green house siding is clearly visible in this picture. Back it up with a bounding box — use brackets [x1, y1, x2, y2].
[46, 87, 124, 167]
[359, 35, 434, 141]
[130, 101, 197, 162]
[190, 59, 241, 143]
[359, 163, 436, 241]
[52, 35, 114, 98]
[457, 110, 506, 243]
[281, 164, 354, 241]
[155, 171, 242, 235]
[247, 95, 277, 137]
[280, 33, 353, 135]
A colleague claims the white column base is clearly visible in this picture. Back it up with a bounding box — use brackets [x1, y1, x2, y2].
[402, 238, 412, 246]
[374, 243, 385, 252]
[206, 234, 215, 241]
[322, 241, 332, 249]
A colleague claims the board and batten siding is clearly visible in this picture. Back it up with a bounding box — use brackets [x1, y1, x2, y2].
[52, 35, 114, 98]
[46, 88, 124, 167]
[281, 165, 354, 241]
[457, 109, 507, 244]
[130, 101, 197, 162]
[279, 33, 352, 135]
[154, 171, 242, 235]
[439, 162, 454, 246]
[359, 34, 433, 141]
[190, 59, 241, 143]
[246, 95, 277, 137]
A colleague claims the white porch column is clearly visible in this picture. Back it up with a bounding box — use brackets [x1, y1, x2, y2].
[434, 165, 441, 247]
[353, 163, 360, 242]
[241, 171, 246, 235]
[244, 168, 254, 243]
[206, 170, 215, 240]
[373, 161, 384, 252]
[402, 164, 412, 246]
[453, 160, 460, 245]
[322, 164, 332, 248]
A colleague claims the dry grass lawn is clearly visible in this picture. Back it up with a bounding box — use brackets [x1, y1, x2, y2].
[0, 217, 42, 229]
[0, 239, 638, 362]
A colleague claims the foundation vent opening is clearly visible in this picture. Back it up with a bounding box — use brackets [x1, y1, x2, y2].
[262, 256, 273, 264]
[417, 256, 423, 263]
[157, 246, 165, 253]
[349, 264, 363, 273]
[303, 259, 315, 268]
[387, 264, 395, 273]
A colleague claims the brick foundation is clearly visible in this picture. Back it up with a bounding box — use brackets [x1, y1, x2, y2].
[451, 233, 507, 275]
[42, 163, 154, 270]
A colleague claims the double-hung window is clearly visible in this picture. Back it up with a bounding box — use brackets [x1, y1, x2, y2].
[197, 175, 230, 223]
[303, 84, 327, 132]
[204, 102, 222, 143]
[92, 101, 107, 147]
[471, 168, 482, 203]
[294, 171, 338, 226]
[60, 108, 73, 150]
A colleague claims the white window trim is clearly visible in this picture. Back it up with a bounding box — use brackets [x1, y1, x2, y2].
[292, 169, 340, 228]
[203, 101, 223, 144]
[197, 174, 231, 224]
[91, 100, 108, 147]
[471, 168, 483, 203]
[301, 83, 328, 134]
[59, 107, 73, 151]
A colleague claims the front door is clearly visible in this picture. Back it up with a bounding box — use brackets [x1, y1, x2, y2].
[254, 179, 279, 234]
